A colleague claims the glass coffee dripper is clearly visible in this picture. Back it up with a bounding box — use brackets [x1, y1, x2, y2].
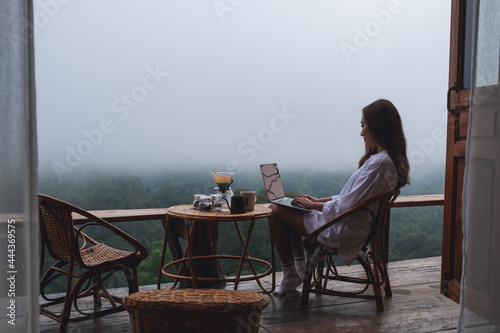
[212, 172, 234, 211]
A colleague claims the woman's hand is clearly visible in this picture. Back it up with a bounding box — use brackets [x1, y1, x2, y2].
[293, 195, 327, 211]
[294, 194, 317, 202]
[292, 196, 313, 209]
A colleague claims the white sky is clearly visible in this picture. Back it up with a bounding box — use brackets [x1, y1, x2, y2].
[34, 0, 451, 180]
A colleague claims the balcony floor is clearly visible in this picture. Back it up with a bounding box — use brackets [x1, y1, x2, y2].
[39, 256, 462, 332]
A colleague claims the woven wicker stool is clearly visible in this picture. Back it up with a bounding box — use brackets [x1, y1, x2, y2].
[123, 289, 270, 333]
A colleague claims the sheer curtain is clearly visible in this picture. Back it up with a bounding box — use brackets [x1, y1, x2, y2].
[459, 0, 500, 331]
[0, 1, 39, 332]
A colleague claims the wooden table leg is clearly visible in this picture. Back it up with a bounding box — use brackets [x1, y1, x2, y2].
[157, 216, 190, 289]
[233, 219, 255, 290]
[233, 217, 275, 293]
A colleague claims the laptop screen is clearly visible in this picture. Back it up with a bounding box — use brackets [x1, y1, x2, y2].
[260, 163, 286, 200]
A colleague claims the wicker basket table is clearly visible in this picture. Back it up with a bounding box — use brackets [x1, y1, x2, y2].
[123, 288, 270, 333]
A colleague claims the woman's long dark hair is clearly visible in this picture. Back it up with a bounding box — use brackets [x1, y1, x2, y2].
[358, 99, 410, 188]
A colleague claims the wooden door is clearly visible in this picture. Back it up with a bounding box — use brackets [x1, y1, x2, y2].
[441, 0, 473, 303]
[442, 0, 500, 308]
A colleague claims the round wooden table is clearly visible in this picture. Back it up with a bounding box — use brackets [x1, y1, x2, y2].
[158, 204, 275, 293]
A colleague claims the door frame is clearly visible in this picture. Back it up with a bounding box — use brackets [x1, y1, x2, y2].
[441, 0, 472, 303]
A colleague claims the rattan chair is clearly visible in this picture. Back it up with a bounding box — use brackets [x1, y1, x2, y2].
[38, 194, 148, 332]
[301, 188, 400, 311]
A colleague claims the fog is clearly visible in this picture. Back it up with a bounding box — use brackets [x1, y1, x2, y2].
[35, 0, 451, 181]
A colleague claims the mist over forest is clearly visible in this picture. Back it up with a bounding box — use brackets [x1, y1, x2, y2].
[39, 161, 445, 209]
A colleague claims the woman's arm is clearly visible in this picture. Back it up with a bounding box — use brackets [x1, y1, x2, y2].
[292, 195, 328, 211]
[295, 194, 331, 203]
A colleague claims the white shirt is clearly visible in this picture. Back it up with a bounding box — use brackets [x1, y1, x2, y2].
[303, 151, 397, 265]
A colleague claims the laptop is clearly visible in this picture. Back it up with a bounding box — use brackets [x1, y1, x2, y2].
[260, 163, 310, 211]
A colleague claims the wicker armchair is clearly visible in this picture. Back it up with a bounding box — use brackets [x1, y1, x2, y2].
[38, 194, 148, 332]
[301, 189, 400, 312]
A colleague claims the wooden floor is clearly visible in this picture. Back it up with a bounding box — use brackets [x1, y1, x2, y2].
[39, 256, 462, 332]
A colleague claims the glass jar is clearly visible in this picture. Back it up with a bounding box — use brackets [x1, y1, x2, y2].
[197, 195, 212, 211]
[192, 194, 204, 208]
[211, 193, 223, 211]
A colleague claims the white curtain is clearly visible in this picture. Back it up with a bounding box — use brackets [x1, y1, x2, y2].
[459, 0, 500, 331]
[0, 1, 39, 332]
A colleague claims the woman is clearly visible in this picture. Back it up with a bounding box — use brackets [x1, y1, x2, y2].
[269, 99, 410, 295]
